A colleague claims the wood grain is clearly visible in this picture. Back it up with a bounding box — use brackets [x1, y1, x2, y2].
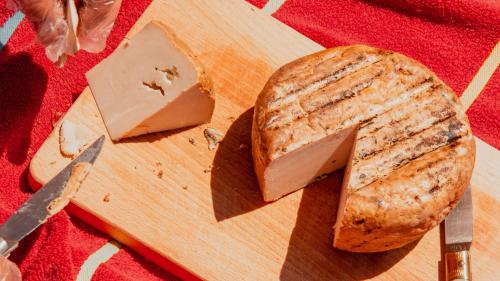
[30, 0, 500, 280]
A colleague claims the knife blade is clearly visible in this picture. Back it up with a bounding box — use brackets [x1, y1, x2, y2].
[0, 135, 105, 256]
[444, 186, 473, 281]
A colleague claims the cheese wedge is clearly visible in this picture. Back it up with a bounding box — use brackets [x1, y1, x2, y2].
[86, 21, 214, 141]
[252, 45, 475, 252]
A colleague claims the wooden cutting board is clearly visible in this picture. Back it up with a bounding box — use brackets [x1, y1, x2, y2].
[30, 0, 500, 280]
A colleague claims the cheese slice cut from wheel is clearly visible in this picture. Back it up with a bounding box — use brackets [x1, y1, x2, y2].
[86, 21, 214, 141]
[252, 45, 475, 252]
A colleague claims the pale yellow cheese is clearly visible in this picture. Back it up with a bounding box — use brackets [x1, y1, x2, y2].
[259, 127, 356, 201]
[86, 21, 214, 141]
[253, 45, 475, 252]
[59, 120, 91, 158]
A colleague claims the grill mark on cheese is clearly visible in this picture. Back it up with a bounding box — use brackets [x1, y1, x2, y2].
[271, 78, 433, 156]
[349, 116, 468, 191]
[261, 55, 435, 156]
[352, 144, 461, 226]
[253, 45, 475, 251]
[331, 78, 433, 128]
[271, 48, 364, 99]
[263, 66, 384, 130]
[358, 85, 441, 131]
[357, 111, 457, 160]
[356, 88, 458, 160]
[402, 160, 454, 200]
[311, 77, 379, 110]
[262, 52, 433, 133]
[268, 54, 382, 111]
[275, 49, 342, 83]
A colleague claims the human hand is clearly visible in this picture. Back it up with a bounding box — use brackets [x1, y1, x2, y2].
[0, 255, 21, 281]
[78, 0, 123, 53]
[7, 0, 123, 63]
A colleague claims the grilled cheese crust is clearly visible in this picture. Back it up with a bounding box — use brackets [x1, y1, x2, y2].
[252, 45, 475, 252]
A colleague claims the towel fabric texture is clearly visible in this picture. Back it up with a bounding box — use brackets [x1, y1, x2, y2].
[0, 0, 498, 280]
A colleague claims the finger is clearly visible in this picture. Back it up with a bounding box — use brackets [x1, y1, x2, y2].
[37, 3, 69, 62]
[12, 0, 69, 61]
[77, 0, 123, 53]
[35, 0, 67, 52]
[12, 0, 57, 23]
[0, 256, 21, 281]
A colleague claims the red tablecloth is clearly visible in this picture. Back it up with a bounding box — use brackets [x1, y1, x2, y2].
[0, 0, 498, 280]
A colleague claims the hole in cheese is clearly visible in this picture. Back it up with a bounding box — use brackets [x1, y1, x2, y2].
[142, 81, 166, 96]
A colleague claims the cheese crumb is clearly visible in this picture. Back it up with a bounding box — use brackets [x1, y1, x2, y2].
[203, 164, 212, 173]
[204, 128, 224, 150]
[154, 162, 164, 179]
[59, 120, 92, 158]
[51, 111, 65, 128]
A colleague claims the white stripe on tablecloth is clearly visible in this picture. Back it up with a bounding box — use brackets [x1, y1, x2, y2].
[460, 41, 500, 110]
[76, 241, 122, 281]
[262, 0, 286, 14]
[0, 11, 24, 50]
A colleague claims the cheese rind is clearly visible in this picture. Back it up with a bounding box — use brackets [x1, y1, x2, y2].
[86, 21, 214, 141]
[252, 45, 475, 252]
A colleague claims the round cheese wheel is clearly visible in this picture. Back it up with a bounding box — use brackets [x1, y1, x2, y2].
[252, 45, 475, 252]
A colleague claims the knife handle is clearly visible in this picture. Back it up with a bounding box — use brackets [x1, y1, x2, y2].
[445, 250, 471, 281]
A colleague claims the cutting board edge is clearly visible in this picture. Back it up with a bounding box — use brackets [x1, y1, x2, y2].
[27, 167, 202, 281]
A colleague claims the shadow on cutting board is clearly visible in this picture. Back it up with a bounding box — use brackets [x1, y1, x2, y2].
[118, 126, 196, 144]
[210, 108, 267, 221]
[210, 107, 417, 277]
[438, 223, 446, 281]
[280, 173, 419, 280]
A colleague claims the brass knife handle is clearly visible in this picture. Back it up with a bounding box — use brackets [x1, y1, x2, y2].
[445, 250, 471, 281]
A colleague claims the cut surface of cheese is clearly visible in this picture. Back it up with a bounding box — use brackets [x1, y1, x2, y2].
[252, 45, 475, 252]
[86, 21, 214, 141]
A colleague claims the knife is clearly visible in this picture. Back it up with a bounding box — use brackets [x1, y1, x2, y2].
[0, 135, 105, 257]
[444, 186, 473, 281]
